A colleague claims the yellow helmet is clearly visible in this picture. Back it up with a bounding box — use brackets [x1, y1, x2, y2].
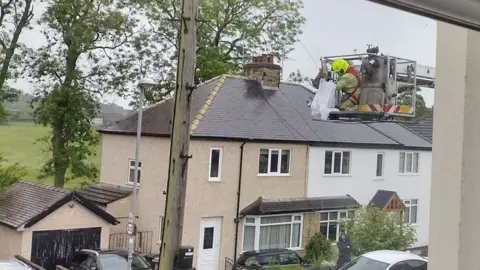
[331, 59, 350, 74]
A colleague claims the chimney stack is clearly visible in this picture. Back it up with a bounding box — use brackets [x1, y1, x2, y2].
[244, 53, 282, 90]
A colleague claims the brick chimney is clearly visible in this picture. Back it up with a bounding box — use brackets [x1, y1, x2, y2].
[244, 53, 282, 90]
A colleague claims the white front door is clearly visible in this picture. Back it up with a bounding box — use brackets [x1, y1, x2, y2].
[197, 217, 222, 270]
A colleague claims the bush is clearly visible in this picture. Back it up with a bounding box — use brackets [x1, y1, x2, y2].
[305, 232, 334, 263]
[341, 206, 417, 256]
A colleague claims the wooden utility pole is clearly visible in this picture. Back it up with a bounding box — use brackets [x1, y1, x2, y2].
[158, 0, 198, 269]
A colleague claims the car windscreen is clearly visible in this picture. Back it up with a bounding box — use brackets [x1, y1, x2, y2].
[338, 256, 389, 270]
[98, 254, 150, 270]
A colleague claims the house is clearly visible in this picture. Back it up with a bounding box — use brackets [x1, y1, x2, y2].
[307, 121, 432, 247]
[0, 181, 119, 270]
[98, 54, 432, 270]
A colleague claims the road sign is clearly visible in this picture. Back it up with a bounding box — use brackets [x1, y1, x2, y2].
[366, 0, 480, 31]
[126, 222, 137, 235]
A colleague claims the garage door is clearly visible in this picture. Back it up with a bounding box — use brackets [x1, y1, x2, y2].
[30, 227, 101, 270]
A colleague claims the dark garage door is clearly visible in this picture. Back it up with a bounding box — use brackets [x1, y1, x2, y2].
[31, 227, 101, 270]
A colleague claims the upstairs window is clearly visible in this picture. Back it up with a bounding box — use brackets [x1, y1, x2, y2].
[376, 153, 384, 178]
[324, 151, 351, 175]
[258, 149, 291, 175]
[399, 152, 419, 174]
[128, 159, 142, 184]
[209, 147, 223, 181]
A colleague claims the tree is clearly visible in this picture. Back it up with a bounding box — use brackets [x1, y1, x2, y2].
[397, 86, 431, 118]
[287, 69, 310, 84]
[26, 0, 139, 187]
[0, 0, 35, 120]
[133, 0, 305, 104]
[0, 154, 27, 190]
[341, 206, 416, 256]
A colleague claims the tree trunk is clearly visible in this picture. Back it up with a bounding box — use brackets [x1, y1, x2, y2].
[52, 121, 67, 187]
[51, 49, 78, 188]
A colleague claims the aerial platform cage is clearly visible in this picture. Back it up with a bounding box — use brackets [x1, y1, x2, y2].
[321, 47, 419, 120]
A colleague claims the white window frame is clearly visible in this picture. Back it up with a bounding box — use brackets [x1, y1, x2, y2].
[323, 150, 352, 176]
[127, 158, 142, 185]
[375, 152, 385, 179]
[241, 214, 303, 252]
[399, 152, 419, 174]
[258, 148, 292, 176]
[403, 199, 419, 225]
[157, 215, 164, 244]
[208, 147, 223, 182]
[319, 210, 350, 242]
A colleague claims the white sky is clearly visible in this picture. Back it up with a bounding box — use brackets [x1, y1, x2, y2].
[10, 0, 437, 109]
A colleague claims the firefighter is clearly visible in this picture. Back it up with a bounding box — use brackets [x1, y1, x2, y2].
[331, 59, 361, 111]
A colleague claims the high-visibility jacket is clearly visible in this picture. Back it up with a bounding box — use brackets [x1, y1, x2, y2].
[336, 67, 361, 106]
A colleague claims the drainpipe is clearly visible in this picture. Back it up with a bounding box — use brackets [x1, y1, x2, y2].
[233, 141, 246, 262]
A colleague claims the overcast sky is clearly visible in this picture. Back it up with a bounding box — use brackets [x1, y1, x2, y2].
[11, 0, 437, 109]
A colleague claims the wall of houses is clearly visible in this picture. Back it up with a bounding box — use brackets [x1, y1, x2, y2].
[100, 134, 308, 268]
[307, 146, 432, 247]
[20, 200, 111, 260]
[0, 225, 22, 258]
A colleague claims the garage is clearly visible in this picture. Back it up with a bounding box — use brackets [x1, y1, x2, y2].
[0, 181, 119, 270]
[31, 227, 102, 270]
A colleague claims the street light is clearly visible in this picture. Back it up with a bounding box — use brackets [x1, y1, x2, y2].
[127, 77, 156, 270]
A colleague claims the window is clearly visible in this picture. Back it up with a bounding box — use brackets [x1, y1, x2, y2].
[324, 151, 351, 175]
[203, 227, 214, 249]
[320, 210, 349, 241]
[209, 147, 223, 181]
[242, 215, 302, 251]
[128, 159, 142, 184]
[157, 215, 164, 243]
[403, 199, 418, 224]
[376, 153, 384, 178]
[399, 152, 419, 174]
[258, 149, 291, 175]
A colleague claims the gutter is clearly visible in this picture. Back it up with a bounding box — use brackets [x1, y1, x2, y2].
[233, 141, 246, 262]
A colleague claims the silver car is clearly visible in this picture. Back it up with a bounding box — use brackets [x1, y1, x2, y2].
[0, 259, 31, 270]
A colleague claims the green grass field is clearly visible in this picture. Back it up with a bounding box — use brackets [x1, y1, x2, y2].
[0, 121, 102, 189]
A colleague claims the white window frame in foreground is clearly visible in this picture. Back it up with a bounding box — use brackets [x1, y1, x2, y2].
[127, 158, 142, 185]
[208, 147, 223, 182]
[157, 215, 164, 244]
[258, 148, 291, 176]
[403, 199, 418, 225]
[399, 152, 419, 174]
[242, 214, 302, 252]
[320, 210, 350, 242]
[324, 150, 351, 175]
[376, 152, 385, 178]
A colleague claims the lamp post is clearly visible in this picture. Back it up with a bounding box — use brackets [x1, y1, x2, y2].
[127, 78, 156, 270]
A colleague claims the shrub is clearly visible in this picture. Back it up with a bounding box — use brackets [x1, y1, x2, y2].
[305, 232, 334, 263]
[341, 205, 417, 256]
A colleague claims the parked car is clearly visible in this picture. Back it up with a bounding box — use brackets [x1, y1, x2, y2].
[338, 250, 427, 270]
[69, 249, 152, 270]
[0, 259, 32, 270]
[234, 249, 310, 269]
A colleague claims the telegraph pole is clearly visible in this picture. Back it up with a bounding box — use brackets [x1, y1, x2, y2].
[159, 0, 198, 269]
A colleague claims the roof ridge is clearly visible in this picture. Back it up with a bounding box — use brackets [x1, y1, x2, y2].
[190, 74, 229, 134]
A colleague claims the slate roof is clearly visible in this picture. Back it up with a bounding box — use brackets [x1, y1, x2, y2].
[100, 75, 432, 150]
[402, 113, 434, 142]
[369, 190, 397, 209]
[77, 182, 132, 206]
[0, 181, 119, 229]
[369, 189, 405, 210]
[240, 195, 361, 216]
